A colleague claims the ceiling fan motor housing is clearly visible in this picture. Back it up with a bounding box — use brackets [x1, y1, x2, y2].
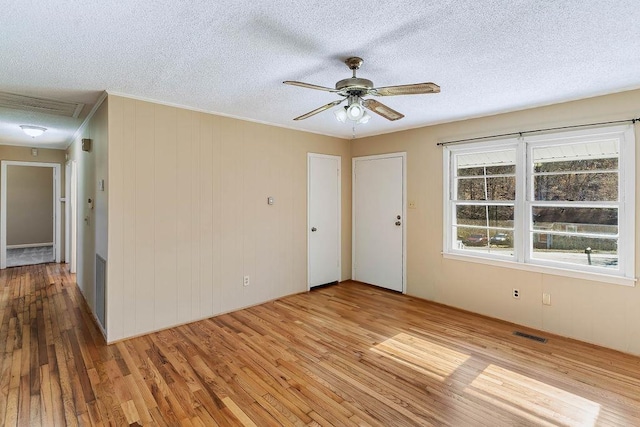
[335, 77, 374, 94]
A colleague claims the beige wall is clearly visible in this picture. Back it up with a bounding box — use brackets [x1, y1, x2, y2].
[6, 165, 53, 246]
[106, 94, 351, 342]
[0, 145, 66, 257]
[67, 97, 109, 318]
[352, 89, 640, 355]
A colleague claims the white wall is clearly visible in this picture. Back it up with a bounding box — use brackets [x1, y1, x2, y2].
[352, 89, 640, 355]
[106, 95, 351, 342]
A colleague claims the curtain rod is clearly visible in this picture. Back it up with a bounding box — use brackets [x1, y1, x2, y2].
[437, 118, 639, 147]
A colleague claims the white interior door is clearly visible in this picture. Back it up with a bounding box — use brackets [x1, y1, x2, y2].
[308, 154, 341, 288]
[353, 153, 405, 292]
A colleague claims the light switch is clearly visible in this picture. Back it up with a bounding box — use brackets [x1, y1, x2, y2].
[267, 196, 274, 205]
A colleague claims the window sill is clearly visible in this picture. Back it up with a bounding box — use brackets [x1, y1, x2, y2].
[441, 252, 636, 287]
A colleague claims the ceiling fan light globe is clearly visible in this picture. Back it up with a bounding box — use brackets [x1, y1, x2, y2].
[357, 111, 371, 124]
[334, 108, 347, 123]
[346, 103, 364, 121]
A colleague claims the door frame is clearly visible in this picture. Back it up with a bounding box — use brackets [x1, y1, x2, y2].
[307, 153, 341, 290]
[65, 160, 77, 273]
[352, 152, 407, 293]
[1, 160, 62, 269]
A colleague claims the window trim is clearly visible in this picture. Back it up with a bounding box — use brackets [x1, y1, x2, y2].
[443, 124, 636, 286]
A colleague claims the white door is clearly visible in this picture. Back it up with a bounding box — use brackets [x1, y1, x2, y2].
[353, 153, 405, 292]
[308, 154, 341, 288]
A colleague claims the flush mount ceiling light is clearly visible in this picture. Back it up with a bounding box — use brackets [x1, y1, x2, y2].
[20, 125, 47, 138]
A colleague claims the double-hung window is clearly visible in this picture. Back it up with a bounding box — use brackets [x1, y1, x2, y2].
[444, 125, 635, 284]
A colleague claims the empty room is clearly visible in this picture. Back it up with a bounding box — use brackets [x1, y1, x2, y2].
[1, 1, 640, 426]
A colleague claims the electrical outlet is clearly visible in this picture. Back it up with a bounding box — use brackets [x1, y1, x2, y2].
[513, 288, 520, 299]
[542, 293, 551, 305]
[243, 275, 250, 287]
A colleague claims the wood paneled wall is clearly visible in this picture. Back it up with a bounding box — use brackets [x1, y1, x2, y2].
[106, 95, 351, 342]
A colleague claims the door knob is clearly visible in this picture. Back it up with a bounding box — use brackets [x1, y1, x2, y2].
[395, 221, 401, 226]
[397, 215, 401, 220]
[311, 227, 317, 232]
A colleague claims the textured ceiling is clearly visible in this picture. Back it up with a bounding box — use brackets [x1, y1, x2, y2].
[1, 0, 640, 149]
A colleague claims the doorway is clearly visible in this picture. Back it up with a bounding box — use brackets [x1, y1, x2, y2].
[352, 153, 406, 292]
[1, 161, 61, 269]
[307, 153, 341, 289]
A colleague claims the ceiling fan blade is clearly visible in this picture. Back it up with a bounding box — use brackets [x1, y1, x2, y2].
[293, 99, 344, 121]
[283, 81, 338, 92]
[362, 99, 404, 121]
[372, 82, 440, 96]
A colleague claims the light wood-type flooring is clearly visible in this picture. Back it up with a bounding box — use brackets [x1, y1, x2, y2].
[1, 263, 640, 426]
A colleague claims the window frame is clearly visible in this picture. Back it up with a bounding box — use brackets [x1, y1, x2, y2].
[443, 124, 636, 286]
[445, 138, 520, 260]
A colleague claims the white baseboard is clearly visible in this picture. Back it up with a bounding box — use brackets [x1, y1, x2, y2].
[7, 242, 54, 249]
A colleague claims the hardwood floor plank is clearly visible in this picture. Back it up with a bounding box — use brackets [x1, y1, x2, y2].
[3, 265, 640, 426]
[221, 396, 258, 427]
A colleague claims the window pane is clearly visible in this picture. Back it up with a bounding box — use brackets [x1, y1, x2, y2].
[534, 157, 618, 173]
[454, 227, 514, 257]
[532, 139, 618, 167]
[458, 164, 515, 176]
[489, 230, 513, 248]
[533, 172, 618, 201]
[457, 228, 489, 247]
[532, 207, 617, 235]
[456, 205, 514, 228]
[457, 176, 516, 200]
[531, 234, 618, 269]
[456, 178, 484, 200]
[456, 149, 516, 176]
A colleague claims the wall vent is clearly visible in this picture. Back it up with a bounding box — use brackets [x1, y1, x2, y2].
[0, 91, 84, 118]
[513, 331, 548, 343]
[96, 255, 106, 330]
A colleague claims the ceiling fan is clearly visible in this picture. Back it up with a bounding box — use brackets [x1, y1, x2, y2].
[284, 57, 440, 123]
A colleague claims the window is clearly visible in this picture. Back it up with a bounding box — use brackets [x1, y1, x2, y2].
[444, 125, 635, 283]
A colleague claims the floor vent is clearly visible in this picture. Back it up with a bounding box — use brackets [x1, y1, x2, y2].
[0, 91, 84, 118]
[513, 331, 547, 343]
